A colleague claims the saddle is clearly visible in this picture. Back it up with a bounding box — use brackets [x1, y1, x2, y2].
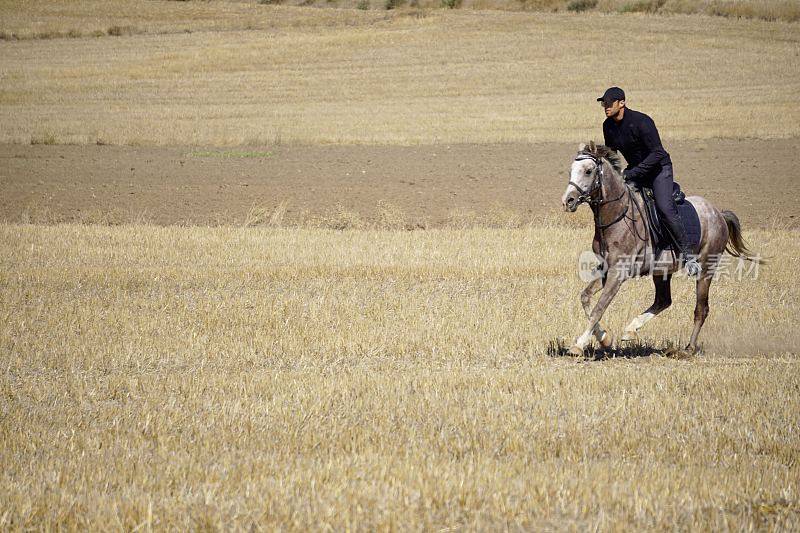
[632, 181, 699, 255]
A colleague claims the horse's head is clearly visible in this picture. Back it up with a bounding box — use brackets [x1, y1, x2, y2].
[562, 141, 603, 212]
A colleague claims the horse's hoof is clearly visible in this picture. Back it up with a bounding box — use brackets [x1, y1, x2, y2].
[620, 331, 639, 343]
[684, 343, 698, 354]
[599, 331, 614, 349]
[568, 345, 585, 357]
[667, 345, 695, 359]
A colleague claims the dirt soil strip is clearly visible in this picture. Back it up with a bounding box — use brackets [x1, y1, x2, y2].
[1, 139, 797, 228]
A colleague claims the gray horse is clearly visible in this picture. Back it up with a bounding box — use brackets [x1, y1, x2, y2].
[561, 141, 761, 355]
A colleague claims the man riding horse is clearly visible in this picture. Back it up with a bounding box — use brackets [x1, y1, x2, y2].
[597, 87, 701, 277]
[560, 89, 762, 354]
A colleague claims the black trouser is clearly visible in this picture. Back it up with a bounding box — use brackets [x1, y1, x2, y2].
[637, 164, 691, 254]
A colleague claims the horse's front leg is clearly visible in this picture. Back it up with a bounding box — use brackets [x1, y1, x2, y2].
[581, 277, 612, 348]
[570, 272, 625, 356]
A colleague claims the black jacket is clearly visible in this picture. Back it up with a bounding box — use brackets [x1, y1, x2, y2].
[602, 108, 672, 182]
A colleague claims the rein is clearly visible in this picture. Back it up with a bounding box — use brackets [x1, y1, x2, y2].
[569, 150, 655, 273]
[570, 151, 639, 261]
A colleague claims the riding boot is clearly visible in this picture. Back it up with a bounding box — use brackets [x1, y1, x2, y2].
[664, 213, 701, 277]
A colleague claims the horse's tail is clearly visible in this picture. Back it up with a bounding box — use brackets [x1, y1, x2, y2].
[722, 210, 764, 264]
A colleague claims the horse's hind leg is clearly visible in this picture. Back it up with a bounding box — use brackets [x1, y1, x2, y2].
[621, 274, 672, 342]
[581, 277, 612, 348]
[686, 275, 712, 353]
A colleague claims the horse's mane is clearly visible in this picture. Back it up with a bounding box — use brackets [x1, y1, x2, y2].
[579, 141, 623, 174]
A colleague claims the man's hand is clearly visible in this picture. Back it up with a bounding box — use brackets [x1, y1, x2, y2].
[623, 169, 632, 181]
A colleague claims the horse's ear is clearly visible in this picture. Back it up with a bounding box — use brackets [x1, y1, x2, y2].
[578, 143, 586, 152]
[588, 140, 596, 153]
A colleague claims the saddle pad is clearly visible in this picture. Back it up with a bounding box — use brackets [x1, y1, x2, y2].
[679, 199, 702, 251]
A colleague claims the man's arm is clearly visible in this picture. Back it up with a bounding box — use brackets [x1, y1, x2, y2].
[624, 115, 668, 181]
[602, 120, 616, 151]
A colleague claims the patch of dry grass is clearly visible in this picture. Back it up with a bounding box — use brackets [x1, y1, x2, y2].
[0, 0, 395, 40]
[1, 0, 796, 36]
[633, 0, 800, 21]
[1, 223, 798, 528]
[0, 5, 798, 145]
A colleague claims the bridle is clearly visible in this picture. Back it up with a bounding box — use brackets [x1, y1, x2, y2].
[568, 153, 605, 206]
[568, 152, 628, 229]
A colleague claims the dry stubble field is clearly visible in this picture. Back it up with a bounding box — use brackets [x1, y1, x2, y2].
[1, 1, 800, 530]
[3, 224, 799, 529]
[2, 2, 800, 145]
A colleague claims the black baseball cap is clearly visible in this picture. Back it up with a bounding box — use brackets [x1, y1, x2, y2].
[597, 87, 625, 105]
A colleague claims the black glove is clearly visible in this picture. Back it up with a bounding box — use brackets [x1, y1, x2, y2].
[622, 169, 633, 181]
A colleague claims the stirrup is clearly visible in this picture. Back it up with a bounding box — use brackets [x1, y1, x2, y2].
[685, 257, 701, 278]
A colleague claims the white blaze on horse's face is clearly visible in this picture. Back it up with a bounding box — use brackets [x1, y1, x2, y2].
[562, 157, 597, 213]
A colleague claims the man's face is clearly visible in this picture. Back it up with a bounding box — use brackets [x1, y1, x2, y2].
[601, 99, 624, 118]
